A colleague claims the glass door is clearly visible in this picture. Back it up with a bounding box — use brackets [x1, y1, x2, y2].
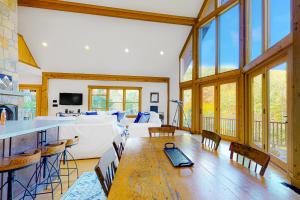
[201, 85, 216, 132]
[219, 82, 237, 137]
[250, 73, 265, 149]
[267, 62, 288, 163]
[182, 89, 192, 129]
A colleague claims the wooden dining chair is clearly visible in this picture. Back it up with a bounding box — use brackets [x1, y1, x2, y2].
[201, 130, 221, 150]
[229, 142, 270, 176]
[95, 147, 118, 196]
[113, 135, 125, 161]
[148, 126, 176, 137]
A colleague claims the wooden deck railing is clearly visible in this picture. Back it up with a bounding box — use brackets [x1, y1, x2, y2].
[203, 117, 287, 147]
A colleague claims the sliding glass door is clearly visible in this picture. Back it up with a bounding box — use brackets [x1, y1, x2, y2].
[249, 61, 288, 165]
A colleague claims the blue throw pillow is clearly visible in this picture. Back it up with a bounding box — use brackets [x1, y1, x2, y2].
[112, 112, 126, 122]
[138, 112, 150, 123]
[134, 112, 143, 123]
[86, 111, 98, 115]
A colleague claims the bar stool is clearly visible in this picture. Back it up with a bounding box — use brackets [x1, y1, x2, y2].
[24, 141, 66, 200]
[0, 150, 41, 200]
[60, 136, 79, 188]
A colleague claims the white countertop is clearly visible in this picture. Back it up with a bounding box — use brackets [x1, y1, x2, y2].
[0, 120, 73, 140]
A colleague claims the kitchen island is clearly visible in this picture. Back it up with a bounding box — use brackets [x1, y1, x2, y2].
[0, 119, 73, 199]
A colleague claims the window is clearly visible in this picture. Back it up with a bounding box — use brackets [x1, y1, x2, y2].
[182, 89, 192, 128]
[180, 37, 193, 82]
[269, 0, 291, 47]
[125, 90, 140, 115]
[202, 85, 215, 132]
[199, 19, 216, 78]
[89, 86, 141, 116]
[248, 0, 263, 61]
[247, 0, 291, 62]
[19, 85, 41, 120]
[220, 82, 237, 137]
[219, 4, 240, 73]
[219, 0, 229, 6]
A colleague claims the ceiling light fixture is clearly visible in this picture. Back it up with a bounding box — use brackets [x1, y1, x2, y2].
[42, 42, 48, 47]
[124, 48, 129, 53]
[84, 45, 91, 51]
[160, 51, 164, 55]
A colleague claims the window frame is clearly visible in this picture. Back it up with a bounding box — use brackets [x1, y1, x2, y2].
[88, 86, 142, 117]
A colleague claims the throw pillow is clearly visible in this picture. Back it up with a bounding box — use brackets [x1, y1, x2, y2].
[138, 112, 150, 123]
[86, 111, 98, 115]
[112, 112, 126, 122]
[134, 112, 143, 123]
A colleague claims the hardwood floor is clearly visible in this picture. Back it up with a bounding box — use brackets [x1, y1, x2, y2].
[36, 133, 299, 199]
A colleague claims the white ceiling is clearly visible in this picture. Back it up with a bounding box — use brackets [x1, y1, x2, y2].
[63, 0, 204, 17]
[18, 7, 191, 78]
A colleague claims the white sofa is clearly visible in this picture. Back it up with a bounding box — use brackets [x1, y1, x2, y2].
[124, 112, 162, 137]
[36, 115, 122, 159]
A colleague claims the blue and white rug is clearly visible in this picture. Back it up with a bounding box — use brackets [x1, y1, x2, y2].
[61, 172, 107, 200]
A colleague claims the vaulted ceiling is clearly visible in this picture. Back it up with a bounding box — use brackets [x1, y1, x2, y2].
[63, 0, 204, 17]
[17, 0, 204, 79]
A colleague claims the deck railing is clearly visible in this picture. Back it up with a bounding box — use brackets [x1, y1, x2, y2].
[202, 117, 286, 147]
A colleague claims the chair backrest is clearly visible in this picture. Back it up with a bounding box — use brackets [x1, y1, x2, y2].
[43, 141, 66, 157]
[9, 150, 41, 170]
[201, 130, 221, 150]
[95, 147, 117, 196]
[66, 136, 79, 147]
[112, 135, 125, 161]
[148, 126, 176, 137]
[229, 142, 270, 176]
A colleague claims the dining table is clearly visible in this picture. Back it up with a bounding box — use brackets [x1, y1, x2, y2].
[108, 135, 300, 200]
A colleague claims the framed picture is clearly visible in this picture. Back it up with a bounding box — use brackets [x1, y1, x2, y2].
[150, 92, 159, 103]
[0, 74, 13, 91]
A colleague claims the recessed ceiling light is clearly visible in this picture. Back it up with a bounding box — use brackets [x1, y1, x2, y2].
[124, 48, 129, 53]
[160, 51, 164, 55]
[84, 45, 91, 51]
[42, 42, 48, 47]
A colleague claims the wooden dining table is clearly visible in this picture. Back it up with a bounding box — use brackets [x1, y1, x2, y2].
[108, 135, 300, 200]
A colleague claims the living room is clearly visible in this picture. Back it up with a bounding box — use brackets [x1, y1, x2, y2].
[1, 0, 300, 199]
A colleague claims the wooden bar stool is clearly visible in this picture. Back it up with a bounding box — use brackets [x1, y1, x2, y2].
[0, 150, 41, 200]
[60, 136, 79, 188]
[24, 141, 66, 200]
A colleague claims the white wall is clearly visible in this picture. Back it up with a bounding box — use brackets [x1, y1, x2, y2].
[17, 7, 191, 123]
[48, 79, 169, 122]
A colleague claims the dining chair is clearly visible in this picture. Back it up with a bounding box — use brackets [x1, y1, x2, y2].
[95, 147, 118, 196]
[113, 135, 125, 161]
[148, 126, 176, 137]
[229, 142, 270, 176]
[201, 130, 221, 150]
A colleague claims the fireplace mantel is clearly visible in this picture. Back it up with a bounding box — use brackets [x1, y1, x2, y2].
[0, 89, 25, 97]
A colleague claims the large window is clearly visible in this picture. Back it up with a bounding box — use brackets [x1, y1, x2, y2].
[247, 0, 291, 62]
[202, 85, 215, 132]
[219, 4, 240, 73]
[88, 86, 141, 116]
[198, 4, 240, 78]
[198, 19, 216, 78]
[180, 37, 193, 82]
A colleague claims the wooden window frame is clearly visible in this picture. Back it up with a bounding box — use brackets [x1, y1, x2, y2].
[88, 86, 142, 117]
[246, 55, 289, 170]
[19, 84, 42, 117]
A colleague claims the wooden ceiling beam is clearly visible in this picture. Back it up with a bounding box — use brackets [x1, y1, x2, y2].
[18, 0, 196, 26]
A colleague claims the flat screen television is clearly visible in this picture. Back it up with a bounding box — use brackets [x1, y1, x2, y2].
[59, 93, 83, 105]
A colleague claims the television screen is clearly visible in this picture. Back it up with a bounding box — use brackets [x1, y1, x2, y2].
[59, 93, 83, 105]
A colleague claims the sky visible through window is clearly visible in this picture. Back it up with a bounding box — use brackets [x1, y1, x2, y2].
[249, 0, 263, 61]
[219, 4, 240, 73]
[269, 0, 291, 47]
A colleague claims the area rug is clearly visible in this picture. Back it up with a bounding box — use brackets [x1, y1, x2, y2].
[61, 172, 107, 200]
